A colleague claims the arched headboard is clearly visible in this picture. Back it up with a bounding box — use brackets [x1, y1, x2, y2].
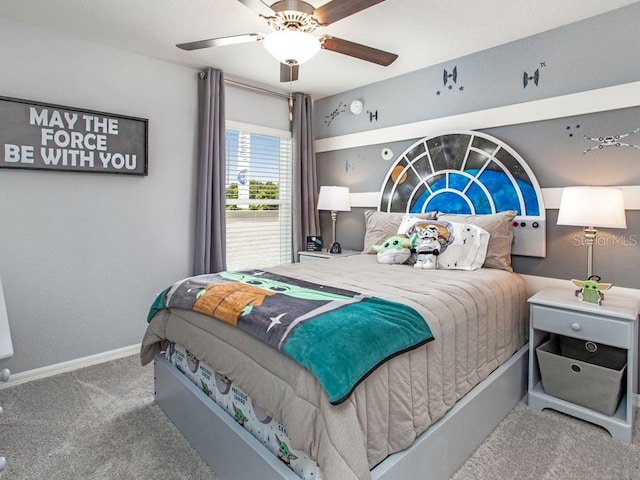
[379, 130, 546, 257]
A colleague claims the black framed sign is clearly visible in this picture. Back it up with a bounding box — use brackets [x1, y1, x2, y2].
[0, 96, 148, 176]
[306, 236, 323, 252]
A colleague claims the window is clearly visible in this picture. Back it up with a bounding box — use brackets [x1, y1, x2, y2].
[225, 122, 292, 270]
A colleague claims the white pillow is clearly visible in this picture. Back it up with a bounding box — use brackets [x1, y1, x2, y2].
[437, 223, 490, 270]
[437, 211, 516, 271]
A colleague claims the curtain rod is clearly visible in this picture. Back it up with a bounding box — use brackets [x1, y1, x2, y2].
[227, 78, 290, 100]
[199, 71, 290, 100]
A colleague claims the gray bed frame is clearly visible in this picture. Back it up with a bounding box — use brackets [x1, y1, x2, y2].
[154, 344, 528, 480]
[153, 130, 542, 479]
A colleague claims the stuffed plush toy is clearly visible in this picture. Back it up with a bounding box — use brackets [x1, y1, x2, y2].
[572, 277, 612, 305]
[373, 235, 415, 264]
[414, 225, 441, 269]
[398, 217, 454, 270]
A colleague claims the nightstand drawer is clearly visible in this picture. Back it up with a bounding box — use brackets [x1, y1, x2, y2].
[299, 254, 324, 262]
[531, 305, 630, 348]
[298, 250, 359, 262]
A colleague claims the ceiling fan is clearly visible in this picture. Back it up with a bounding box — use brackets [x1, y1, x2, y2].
[176, 0, 398, 82]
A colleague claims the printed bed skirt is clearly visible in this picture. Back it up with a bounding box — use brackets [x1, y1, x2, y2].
[164, 342, 324, 479]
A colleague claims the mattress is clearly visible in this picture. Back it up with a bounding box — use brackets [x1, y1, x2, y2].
[141, 254, 530, 480]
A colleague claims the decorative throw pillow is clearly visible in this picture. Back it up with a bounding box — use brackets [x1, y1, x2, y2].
[362, 210, 436, 254]
[436, 211, 517, 271]
[436, 223, 490, 270]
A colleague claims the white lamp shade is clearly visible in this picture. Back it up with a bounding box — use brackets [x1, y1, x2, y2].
[557, 186, 626, 228]
[263, 30, 321, 65]
[317, 186, 351, 212]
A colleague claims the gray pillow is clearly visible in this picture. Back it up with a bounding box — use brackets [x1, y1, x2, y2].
[362, 210, 437, 254]
[436, 211, 517, 271]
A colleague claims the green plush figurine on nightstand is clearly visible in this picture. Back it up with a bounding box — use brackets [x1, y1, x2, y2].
[571, 276, 612, 305]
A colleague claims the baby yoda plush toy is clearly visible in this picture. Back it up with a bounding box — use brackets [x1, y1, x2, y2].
[572, 277, 612, 305]
[373, 235, 416, 264]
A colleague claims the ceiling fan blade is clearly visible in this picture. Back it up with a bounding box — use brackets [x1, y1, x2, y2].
[176, 33, 264, 51]
[320, 36, 397, 66]
[313, 0, 385, 26]
[280, 63, 299, 82]
[236, 0, 274, 17]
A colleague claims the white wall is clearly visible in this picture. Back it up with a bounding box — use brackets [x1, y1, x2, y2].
[226, 85, 290, 131]
[0, 18, 199, 374]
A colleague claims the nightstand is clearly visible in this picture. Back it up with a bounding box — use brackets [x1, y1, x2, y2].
[298, 250, 359, 262]
[527, 286, 639, 442]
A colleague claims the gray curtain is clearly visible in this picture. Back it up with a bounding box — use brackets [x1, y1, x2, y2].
[292, 92, 320, 261]
[193, 68, 226, 274]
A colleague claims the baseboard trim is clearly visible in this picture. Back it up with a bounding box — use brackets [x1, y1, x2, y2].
[0, 343, 140, 389]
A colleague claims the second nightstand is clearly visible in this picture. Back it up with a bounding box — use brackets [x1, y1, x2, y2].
[528, 286, 639, 442]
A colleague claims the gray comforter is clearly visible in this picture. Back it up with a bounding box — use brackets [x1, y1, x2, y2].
[140, 254, 529, 480]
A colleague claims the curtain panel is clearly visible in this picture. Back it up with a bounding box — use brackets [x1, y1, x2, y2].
[194, 68, 226, 275]
[292, 92, 320, 261]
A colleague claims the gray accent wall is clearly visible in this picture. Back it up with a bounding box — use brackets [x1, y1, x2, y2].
[314, 3, 640, 139]
[314, 3, 640, 290]
[0, 17, 289, 375]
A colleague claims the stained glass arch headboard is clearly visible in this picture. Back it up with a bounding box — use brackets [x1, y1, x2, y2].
[379, 130, 546, 257]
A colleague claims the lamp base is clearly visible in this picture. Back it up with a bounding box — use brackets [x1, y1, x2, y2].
[328, 242, 342, 254]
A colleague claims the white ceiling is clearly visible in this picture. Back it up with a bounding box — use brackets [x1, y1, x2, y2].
[1, 0, 637, 99]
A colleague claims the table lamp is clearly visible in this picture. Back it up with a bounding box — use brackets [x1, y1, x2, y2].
[557, 186, 626, 279]
[317, 186, 351, 254]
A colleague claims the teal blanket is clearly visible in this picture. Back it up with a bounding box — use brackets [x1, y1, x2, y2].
[148, 270, 434, 404]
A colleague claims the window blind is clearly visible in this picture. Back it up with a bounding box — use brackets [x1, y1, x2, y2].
[225, 123, 292, 270]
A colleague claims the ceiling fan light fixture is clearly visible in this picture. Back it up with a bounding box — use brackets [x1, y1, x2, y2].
[263, 30, 321, 65]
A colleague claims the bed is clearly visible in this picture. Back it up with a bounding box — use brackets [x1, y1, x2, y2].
[140, 131, 546, 480]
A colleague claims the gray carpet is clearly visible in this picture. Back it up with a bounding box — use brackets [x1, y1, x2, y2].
[0, 355, 638, 480]
[0, 355, 217, 480]
[452, 401, 640, 480]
